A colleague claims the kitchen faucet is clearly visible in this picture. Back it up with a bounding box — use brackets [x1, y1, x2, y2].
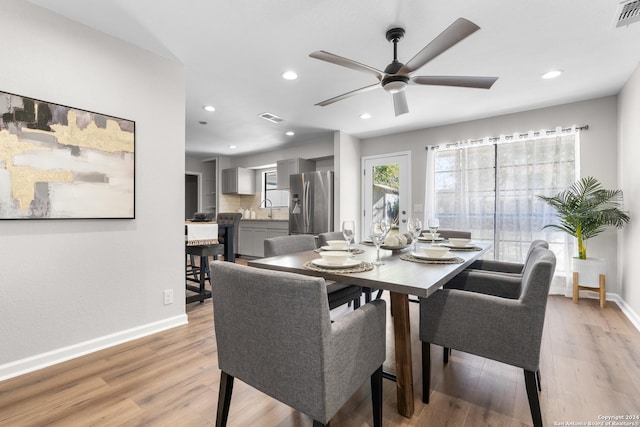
[261, 198, 273, 219]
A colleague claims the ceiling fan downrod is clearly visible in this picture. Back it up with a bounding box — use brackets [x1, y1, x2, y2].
[383, 27, 409, 92]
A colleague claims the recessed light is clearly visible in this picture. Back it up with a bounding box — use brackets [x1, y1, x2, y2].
[282, 71, 298, 80]
[203, 105, 216, 112]
[228, 145, 236, 149]
[542, 70, 563, 79]
[360, 113, 372, 119]
[285, 131, 295, 136]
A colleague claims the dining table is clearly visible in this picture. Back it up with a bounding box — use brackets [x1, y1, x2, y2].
[248, 240, 491, 418]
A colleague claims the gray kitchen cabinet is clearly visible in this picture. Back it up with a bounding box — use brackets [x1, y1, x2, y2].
[221, 167, 256, 195]
[238, 221, 289, 257]
[276, 158, 315, 189]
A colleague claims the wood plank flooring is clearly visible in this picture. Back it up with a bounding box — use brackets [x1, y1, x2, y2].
[1, 282, 639, 426]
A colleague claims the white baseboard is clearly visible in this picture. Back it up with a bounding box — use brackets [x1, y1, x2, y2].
[609, 294, 640, 333]
[0, 314, 188, 382]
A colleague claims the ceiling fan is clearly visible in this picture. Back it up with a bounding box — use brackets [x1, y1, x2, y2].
[309, 18, 498, 117]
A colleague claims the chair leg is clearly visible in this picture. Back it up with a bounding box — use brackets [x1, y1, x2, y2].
[524, 369, 543, 427]
[443, 347, 450, 364]
[371, 365, 383, 427]
[536, 368, 542, 391]
[422, 342, 431, 404]
[312, 421, 328, 427]
[375, 289, 383, 299]
[215, 371, 234, 427]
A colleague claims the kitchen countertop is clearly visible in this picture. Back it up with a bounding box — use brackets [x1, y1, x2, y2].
[240, 219, 289, 222]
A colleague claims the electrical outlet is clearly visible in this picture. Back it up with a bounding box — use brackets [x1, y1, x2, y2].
[413, 203, 423, 213]
[163, 289, 174, 305]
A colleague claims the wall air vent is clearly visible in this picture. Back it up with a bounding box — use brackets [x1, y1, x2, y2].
[616, 0, 640, 27]
[258, 112, 284, 123]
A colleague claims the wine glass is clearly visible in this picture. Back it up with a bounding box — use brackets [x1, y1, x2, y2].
[428, 218, 440, 244]
[342, 220, 355, 253]
[369, 220, 389, 265]
[407, 217, 423, 252]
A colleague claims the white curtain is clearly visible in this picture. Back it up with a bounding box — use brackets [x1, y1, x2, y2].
[430, 128, 580, 293]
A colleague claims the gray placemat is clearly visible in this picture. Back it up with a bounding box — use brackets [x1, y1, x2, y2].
[400, 253, 464, 264]
[303, 260, 374, 274]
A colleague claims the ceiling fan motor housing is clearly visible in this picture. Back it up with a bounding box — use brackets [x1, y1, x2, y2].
[382, 75, 409, 93]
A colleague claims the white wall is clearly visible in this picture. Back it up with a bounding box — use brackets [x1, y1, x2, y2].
[618, 63, 640, 324]
[334, 131, 362, 238]
[361, 97, 621, 292]
[0, 1, 186, 379]
[227, 135, 334, 168]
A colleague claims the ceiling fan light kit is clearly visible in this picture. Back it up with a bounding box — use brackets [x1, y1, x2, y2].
[310, 18, 499, 117]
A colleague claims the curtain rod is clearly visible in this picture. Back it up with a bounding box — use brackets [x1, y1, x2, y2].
[425, 124, 589, 150]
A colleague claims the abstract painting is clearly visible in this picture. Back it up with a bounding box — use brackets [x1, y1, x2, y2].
[0, 90, 134, 219]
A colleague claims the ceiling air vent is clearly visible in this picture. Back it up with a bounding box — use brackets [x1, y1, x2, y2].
[616, 0, 640, 27]
[258, 112, 284, 123]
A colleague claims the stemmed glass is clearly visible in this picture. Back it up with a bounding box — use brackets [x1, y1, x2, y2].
[342, 220, 355, 253]
[370, 220, 390, 266]
[428, 218, 440, 244]
[407, 217, 423, 252]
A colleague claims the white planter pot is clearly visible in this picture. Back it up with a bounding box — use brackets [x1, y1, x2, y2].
[571, 258, 606, 288]
[571, 257, 607, 308]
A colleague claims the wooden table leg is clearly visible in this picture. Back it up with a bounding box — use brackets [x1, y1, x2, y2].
[389, 291, 414, 418]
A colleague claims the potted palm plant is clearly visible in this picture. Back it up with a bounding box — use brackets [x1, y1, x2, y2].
[538, 176, 629, 306]
[537, 176, 629, 260]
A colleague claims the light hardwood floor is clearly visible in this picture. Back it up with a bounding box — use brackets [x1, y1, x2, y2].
[1, 283, 639, 426]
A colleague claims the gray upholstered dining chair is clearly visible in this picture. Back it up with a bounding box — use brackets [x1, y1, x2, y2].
[445, 240, 550, 299]
[264, 235, 363, 310]
[317, 231, 345, 248]
[437, 229, 472, 239]
[419, 246, 556, 427]
[211, 262, 386, 427]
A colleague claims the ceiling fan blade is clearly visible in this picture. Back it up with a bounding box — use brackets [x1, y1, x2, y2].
[310, 50, 383, 80]
[393, 91, 409, 116]
[411, 75, 498, 89]
[399, 18, 480, 74]
[315, 83, 380, 107]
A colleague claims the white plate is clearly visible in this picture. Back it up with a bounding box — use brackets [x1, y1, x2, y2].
[444, 243, 475, 249]
[411, 251, 457, 260]
[320, 245, 350, 251]
[380, 244, 410, 251]
[417, 236, 446, 241]
[311, 258, 362, 269]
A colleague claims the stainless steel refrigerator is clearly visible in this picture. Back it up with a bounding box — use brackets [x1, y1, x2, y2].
[289, 171, 334, 235]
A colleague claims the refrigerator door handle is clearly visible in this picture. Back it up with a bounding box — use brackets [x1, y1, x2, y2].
[304, 181, 310, 232]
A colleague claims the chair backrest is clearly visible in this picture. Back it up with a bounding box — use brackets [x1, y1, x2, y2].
[216, 212, 242, 254]
[211, 262, 331, 417]
[438, 229, 472, 239]
[317, 231, 345, 248]
[523, 240, 549, 267]
[519, 246, 556, 307]
[264, 234, 317, 257]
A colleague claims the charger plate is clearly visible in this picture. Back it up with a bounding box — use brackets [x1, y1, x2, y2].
[400, 253, 464, 264]
[304, 260, 374, 274]
[444, 244, 482, 251]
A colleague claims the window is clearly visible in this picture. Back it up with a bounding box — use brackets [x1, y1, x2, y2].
[262, 169, 289, 208]
[431, 129, 579, 279]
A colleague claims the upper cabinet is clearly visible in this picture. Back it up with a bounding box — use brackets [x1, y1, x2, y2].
[221, 167, 256, 195]
[276, 158, 315, 189]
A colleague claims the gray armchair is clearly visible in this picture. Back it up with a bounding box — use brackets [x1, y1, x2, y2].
[211, 262, 386, 427]
[264, 235, 363, 310]
[437, 229, 472, 239]
[445, 240, 550, 299]
[419, 247, 556, 427]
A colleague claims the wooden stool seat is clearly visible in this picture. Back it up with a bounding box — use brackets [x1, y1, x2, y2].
[572, 271, 606, 308]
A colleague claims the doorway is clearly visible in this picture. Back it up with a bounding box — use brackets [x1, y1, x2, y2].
[185, 172, 201, 220]
[362, 152, 411, 237]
